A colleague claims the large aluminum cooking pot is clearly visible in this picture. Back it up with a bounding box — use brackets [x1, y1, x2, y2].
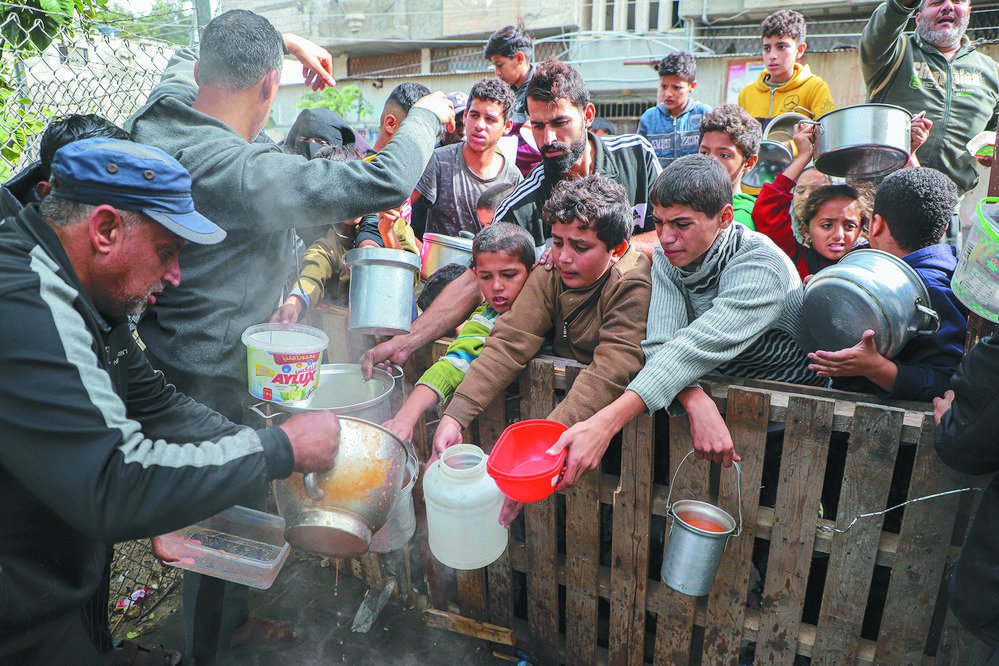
[742, 140, 794, 191]
[804, 104, 911, 178]
[803, 249, 939, 359]
[420, 232, 474, 281]
[345, 247, 420, 335]
[252, 363, 399, 424]
[273, 417, 415, 557]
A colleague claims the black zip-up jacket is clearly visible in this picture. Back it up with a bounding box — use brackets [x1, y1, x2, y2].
[0, 205, 294, 657]
[934, 334, 999, 651]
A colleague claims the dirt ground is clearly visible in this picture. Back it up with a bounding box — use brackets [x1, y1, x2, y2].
[121, 550, 511, 665]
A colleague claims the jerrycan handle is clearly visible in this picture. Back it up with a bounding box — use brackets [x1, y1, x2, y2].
[664, 449, 743, 537]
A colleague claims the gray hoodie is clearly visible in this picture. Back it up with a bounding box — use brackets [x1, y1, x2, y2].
[126, 49, 440, 396]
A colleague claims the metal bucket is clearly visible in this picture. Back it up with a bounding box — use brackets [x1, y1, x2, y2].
[345, 247, 421, 335]
[661, 451, 742, 597]
[369, 450, 419, 553]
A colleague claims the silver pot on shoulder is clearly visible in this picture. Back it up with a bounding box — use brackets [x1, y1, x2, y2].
[802, 104, 912, 178]
[420, 233, 474, 281]
[803, 249, 939, 359]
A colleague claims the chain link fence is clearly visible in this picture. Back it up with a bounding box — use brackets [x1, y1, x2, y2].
[1, 2, 188, 636]
[1, 3, 176, 179]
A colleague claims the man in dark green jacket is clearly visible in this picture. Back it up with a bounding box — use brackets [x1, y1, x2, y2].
[860, 0, 999, 195]
[126, 9, 454, 664]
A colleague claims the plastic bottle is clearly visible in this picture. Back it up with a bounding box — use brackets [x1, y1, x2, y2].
[422, 444, 507, 569]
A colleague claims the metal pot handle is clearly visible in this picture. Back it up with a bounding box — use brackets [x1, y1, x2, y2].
[248, 401, 273, 421]
[664, 449, 743, 537]
[913, 301, 941, 336]
[303, 473, 325, 501]
[387, 363, 405, 380]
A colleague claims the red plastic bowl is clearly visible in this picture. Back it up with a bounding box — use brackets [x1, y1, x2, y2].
[487, 419, 568, 503]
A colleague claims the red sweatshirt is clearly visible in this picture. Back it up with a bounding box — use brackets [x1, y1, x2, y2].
[752, 173, 839, 281]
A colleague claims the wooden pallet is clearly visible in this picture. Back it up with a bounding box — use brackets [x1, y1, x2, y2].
[416, 356, 978, 665]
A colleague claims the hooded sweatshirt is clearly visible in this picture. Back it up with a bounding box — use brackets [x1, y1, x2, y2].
[125, 48, 440, 400]
[737, 63, 836, 123]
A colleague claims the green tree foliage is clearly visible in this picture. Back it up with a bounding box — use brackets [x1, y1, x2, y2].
[298, 85, 374, 123]
[0, 1, 107, 180]
[96, 0, 194, 45]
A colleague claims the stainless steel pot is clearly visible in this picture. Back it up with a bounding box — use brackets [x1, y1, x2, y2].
[420, 233, 474, 281]
[273, 417, 414, 557]
[803, 249, 940, 359]
[763, 111, 810, 143]
[804, 104, 911, 178]
[345, 247, 421, 335]
[251, 363, 400, 423]
[742, 140, 793, 190]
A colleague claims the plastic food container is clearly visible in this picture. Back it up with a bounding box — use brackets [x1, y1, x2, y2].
[953, 198, 999, 323]
[487, 419, 568, 503]
[159, 506, 291, 590]
[242, 323, 328, 403]
[423, 444, 507, 569]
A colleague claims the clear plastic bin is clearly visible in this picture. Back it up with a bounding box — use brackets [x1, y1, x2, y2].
[159, 506, 291, 590]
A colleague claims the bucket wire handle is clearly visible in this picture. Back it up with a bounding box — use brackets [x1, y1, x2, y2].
[665, 450, 743, 537]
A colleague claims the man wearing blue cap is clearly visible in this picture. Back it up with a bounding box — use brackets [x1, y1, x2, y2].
[0, 138, 341, 666]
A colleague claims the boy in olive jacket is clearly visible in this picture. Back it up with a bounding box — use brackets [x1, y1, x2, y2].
[432, 174, 652, 518]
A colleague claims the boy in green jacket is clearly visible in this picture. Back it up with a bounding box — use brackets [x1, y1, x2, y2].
[382, 223, 535, 444]
[698, 104, 762, 230]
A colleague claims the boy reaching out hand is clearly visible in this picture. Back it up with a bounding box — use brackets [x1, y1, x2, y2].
[382, 223, 535, 444]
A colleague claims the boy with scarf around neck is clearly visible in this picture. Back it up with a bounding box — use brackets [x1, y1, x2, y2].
[547, 154, 825, 483]
[432, 174, 652, 523]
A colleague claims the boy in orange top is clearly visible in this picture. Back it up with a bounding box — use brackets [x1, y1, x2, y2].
[737, 9, 835, 125]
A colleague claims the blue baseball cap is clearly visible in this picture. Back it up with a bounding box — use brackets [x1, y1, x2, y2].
[49, 138, 226, 245]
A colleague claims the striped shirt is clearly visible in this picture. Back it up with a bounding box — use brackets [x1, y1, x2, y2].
[629, 223, 825, 415]
[493, 132, 662, 248]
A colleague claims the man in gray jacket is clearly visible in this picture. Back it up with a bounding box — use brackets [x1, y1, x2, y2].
[126, 9, 453, 663]
[860, 0, 998, 195]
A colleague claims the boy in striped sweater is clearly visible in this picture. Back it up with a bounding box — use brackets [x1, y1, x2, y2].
[548, 154, 824, 485]
[382, 223, 535, 444]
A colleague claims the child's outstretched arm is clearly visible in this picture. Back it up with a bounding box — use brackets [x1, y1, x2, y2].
[806, 329, 898, 392]
[383, 384, 439, 445]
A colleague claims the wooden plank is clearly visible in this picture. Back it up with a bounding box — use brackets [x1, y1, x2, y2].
[455, 570, 489, 621]
[608, 412, 654, 666]
[756, 395, 834, 666]
[521, 359, 559, 664]
[702, 388, 772, 665]
[562, 365, 601, 665]
[875, 415, 970, 663]
[422, 608, 517, 645]
[654, 414, 708, 664]
[476, 389, 514, 629]
[812, 404, 904, 661]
